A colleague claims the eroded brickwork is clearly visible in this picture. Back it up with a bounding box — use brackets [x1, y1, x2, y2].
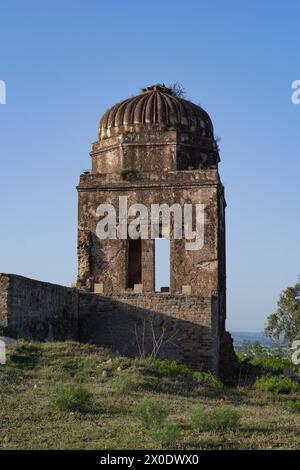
[79, 293, 219, 373]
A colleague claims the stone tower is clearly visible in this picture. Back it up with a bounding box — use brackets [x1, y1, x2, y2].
[77, 84, 230, 374]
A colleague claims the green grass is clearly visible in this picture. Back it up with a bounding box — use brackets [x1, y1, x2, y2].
[147, 358, 224, 390]
[150, 421, 180, 448]
[148, 359, 191, 377]
[114, 373, 139, 395]
[0, 340, 300, 450]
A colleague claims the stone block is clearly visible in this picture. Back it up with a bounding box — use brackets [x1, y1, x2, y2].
[133, 283, 143, 293]
[94, 283, 104, 294]
[182, 285, 192, 295]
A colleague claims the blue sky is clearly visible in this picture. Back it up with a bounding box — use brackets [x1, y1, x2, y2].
[0, 0, 299, 331]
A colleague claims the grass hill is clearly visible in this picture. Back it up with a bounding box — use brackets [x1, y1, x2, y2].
[0, 341, 299, 450]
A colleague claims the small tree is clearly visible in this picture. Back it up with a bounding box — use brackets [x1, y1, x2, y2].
[265, 283, 300, 345]
[168, 82, 186, 98]
[132, 317, 178, 359]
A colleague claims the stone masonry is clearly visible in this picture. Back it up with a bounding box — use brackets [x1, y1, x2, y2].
[0, 274, 78, 341]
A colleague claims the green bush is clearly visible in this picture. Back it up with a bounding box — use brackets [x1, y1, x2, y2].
[149, 359, 191, 377]
[238, 341, 291, 375]
[115, 373, 138, 394]
[287, 400, 300, 413]
[191, 405, 240, 432]
[239, 353, 291, 375]
[51, 384, 92, 412]
[254, 375, 298, 394]
[150, 421, 180, 447]
[250, 355, 290, 375]
[192, 371, 224, 390]
[133, 399, 168, 428]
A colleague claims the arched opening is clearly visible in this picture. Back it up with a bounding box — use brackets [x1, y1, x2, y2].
[127, 238, 142, 288]
[155, 238, 170, 292]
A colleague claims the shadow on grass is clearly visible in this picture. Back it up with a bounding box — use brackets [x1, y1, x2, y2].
[75, 402, 131, 417]
[61, 360, 83, 377]
[240, 425, 300, 435]
[139, 374, 228, 400]
[140, 377, 198, 397]
[218, 388, 248, 405]
[10, 344, 42, 370]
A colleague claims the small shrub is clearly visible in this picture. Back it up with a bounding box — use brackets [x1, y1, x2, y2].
[150, 421, 180, 447]
[254, 375, 298, 394]
[10, 343, 41, 369]
[192, 371, 224, 390]
[51, 384, 92, 412]
[115, 373, 138, 394]
[149, 359, 191, 378]
[287, 400, 300, 413]
[133, 399, 168, 428]
[191, 405, 240, 432]
[210, 406, 240, 431]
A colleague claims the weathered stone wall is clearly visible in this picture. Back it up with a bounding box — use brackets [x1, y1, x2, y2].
[0, 274, 78, 341]
[0, 275, 9, 326]
[78, 292, 219, 373]
[0, 274, 230, 375]
[77, 169, 225, 298]
[91, 129, 178, 174]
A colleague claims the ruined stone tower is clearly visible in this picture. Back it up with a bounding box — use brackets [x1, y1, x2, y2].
[76, 84, 231, 375]
[0, 84, 234, 376]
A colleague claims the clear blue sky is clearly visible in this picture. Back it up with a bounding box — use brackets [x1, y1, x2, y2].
[1, 0, 299, 332]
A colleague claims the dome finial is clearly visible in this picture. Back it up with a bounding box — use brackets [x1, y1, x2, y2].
[141, 83, 174, 95]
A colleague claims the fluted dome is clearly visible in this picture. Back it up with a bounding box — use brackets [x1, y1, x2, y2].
[99, 84, 214, 140]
